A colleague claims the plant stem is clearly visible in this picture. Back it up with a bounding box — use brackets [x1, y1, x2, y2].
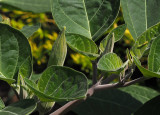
[92, 60, 97, 85]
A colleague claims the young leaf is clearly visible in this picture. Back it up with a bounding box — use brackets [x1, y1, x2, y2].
[66, 34, 99, 59]
[133, 56, 160, 78]
[100, 24, 127, 53]
[0, 99, 36, 115]
[0, 23, 32, 84]
[97, 53, 125, 74]
[0, 0, 51, 13]
[48, 27, 67, 66]
[73, 85, 159, 115]
[148, 35, 160, 72]
[134, 95, 160, 115]
[131, 23, 160, 59]
[51, 0, 120, 41]
[24, 66, 88, 102]
[121, 0, 160, 40]
[20, 23, 40, 38]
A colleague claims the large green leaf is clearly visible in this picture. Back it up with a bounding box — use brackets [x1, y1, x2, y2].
[24, 66, 88, 102]
[0, 0, 51, 13]
[0, 23, 32, 84]
[148, 35, 160, 72]
[134, 95, 160, 115]
[20, 23, 40, 38]
[121, 0, 160, 40]
[133, 56, 160, 78]
[0, 99, 36, 115]
[131, 23, 160, 59]
[73, 85, 159, 115]
[100, 24, 127, 52]
[66, 34, 99, 59]
[97, 53, 124, 74]
[51, 0, 120, 41]
[48, 27, 67, 66]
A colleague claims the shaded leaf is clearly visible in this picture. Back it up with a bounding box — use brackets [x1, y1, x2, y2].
[51, 0, 120, 41]
[1, 99, 36, 115]
[21, 23, 40, 38]
[66, 34, 99, 59]
[0, 0, 51, 13]
[73, 85, 159, 115]
[48, 27, 67, 67]
[148, 35, 160, 72]
[0, 23, 32, 84]
[25, 66, 88, 102]
[121, 0, 160, 40]
[0, 15, 2, 22]
[131, 23, 160, 59]
[100, 24, 127, 52]
[97, 53, 124, 74]
[134, 95, 160, 115]
[133, 56, 160, 78]
[0, 98, 5, 110]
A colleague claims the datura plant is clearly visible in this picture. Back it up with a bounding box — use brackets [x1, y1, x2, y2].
[0, 0, 160, 115]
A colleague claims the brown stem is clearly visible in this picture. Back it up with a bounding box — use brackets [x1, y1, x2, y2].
[92, 61, 97, 85]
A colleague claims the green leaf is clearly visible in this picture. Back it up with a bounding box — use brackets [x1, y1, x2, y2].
[0, 0, 51, 13]
[48, 27, 67, 67]
[100, 24, 127, 52]
[24, 66, 88, 102]
[121, 0, 160, 40]
[0, 23, 32, 84]
[133, 56, 160, 78]
[148, 35, 160, 72]
[66, 34, 99, 59]
[134, 95, 160, 115]
[51, 0, 120, 41]
[97, 53, 124, 74]
[131, 23, 160, 59]
[0, 98, 5, 110]
[20, 23, 40, 38]
[0, 99, 36, 115]
[19, 56, 32, 79]
[37, 101, 55, 114]
[73, 85, 159, 115]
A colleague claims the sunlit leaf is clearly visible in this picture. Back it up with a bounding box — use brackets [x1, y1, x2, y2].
[51, 0, 120, 41]
[131, 23, 160, 59]
[121, 0, 160, 40]
[97, 53, 125, 74]
[66, 34, 99, 59]
[25, 66, 88, 102]
[0, 23, 32, 84]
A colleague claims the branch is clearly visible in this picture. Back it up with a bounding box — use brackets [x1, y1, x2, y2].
[95, 77, 146, 91]
[50, 77, 147, 115]
[92, 61, 97, 85]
